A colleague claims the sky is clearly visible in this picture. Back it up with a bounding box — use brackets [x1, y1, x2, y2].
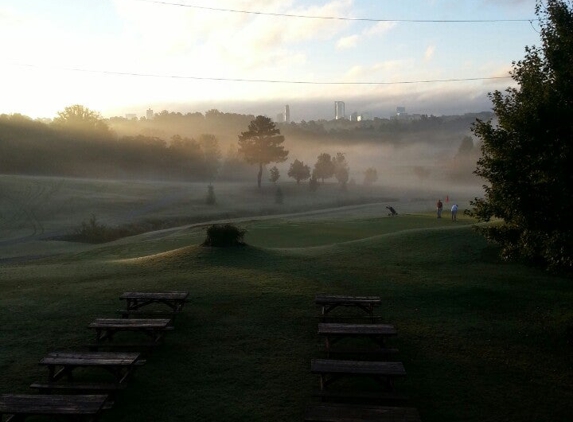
[0, 0, 542, 121]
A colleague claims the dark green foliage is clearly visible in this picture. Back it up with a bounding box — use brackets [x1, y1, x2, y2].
[206, 184, 216, 205]
[308, 174, 319, 192]
[333, 152, 349, 188]
[468, 0, 573, 273]
[237, 116, 288, 188]
[73, 215, 119, 243]
[288, 159, 311, 184]
[202, 224, 246, 247]
[313, 153, 335, 183]
[269, 166, 280, 184]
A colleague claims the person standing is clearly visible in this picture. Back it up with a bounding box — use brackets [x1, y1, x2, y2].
[436, 199, 443, 218]
[451, 203, 458, 221]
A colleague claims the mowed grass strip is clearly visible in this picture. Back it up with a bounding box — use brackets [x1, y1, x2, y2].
[0, 215, 572, 422]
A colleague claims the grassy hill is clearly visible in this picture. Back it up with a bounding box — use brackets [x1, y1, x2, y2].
[1, 175, 571, 421]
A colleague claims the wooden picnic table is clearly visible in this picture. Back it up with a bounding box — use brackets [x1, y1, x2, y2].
[0, 394, 109, 421]
[311, 359, 406, 391]
[315, 294, 381, 320]
[39, 351, 143, 384]
[119, 291, 189, 315]
[304, 403, 421, 422]
[318, 323, 397, 357]
[88, 318, 173, 344]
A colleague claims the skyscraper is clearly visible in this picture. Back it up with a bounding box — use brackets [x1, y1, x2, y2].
[334, 101, 345, 120]
[284, 105, 290, 124]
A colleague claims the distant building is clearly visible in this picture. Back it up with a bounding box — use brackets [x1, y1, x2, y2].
[350, 112, 358, 122]
[275, 105, 291, 123]
[125, 113, 137, 120]
[146, 108, 154, 120]
[395, 106, 408, 120]
[334, 101, 346, 120]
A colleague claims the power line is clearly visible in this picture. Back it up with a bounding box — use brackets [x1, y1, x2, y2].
[131, 0, 539, 23]
[10, 62, 512, 85]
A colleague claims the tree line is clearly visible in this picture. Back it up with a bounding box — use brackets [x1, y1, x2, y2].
[0, 108, 247, 181]
[0, 108, 379, 186]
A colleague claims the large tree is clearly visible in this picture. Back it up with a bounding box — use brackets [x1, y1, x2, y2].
[288, 159, 311, 184]
[52, 104, 110, 134]
[333, 152, 350, 188]
[238, 115, 288, 188]
[468, 0, 573, 272]
[313, 153, 335, 183]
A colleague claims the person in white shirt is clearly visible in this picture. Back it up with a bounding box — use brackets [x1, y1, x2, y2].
[451, 204, 458, 221]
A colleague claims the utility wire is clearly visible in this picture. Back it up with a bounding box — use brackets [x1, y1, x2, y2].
[10, 62, 511, 85]
[131, 0, 539, 23]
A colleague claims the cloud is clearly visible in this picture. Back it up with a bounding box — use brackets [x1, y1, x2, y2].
[344, 59, 416, 82]
[337, 35, 360, 49]
[364, 21, 397, 36]
[110, 0, 353, 74]
[335, 20, 396, 50]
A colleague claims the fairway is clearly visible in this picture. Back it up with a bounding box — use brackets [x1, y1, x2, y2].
[0, 176, 571, 422]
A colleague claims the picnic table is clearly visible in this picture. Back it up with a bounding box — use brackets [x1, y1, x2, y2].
[311, 359, 406, 391]
[119, 291, 189, 317]
[39, 351, 143, 384]
[0, 394, 109, 422]
[318, 323, 397, 357]
[315, 294, 381, 321]
[88, 318, 173, 344]
[304, 403, 421, 422]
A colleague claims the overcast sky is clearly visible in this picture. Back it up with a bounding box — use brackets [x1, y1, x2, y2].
[0, 0, 541, 121]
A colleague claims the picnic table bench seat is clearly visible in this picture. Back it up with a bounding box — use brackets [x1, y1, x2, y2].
[311, 359, 406, 391]
[117, 309, 181, 319]
[0, 394, 110, 421]
[30, 381, 127, 395]
[86, 341, 161, 353]
[304, 403, 420, 422]
[315, 315, 385, 322]
[312, 389, 409, 404]
[321, 348, 399, 358]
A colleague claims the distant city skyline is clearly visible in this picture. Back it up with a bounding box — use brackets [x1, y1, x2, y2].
[1, 0, 540, 120]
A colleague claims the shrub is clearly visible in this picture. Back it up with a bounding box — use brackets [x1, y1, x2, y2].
[275, 186, 284, 204]
[202, 224, 246, 247]
[73, 214, 120, 243]
[309, 175, 319, 192]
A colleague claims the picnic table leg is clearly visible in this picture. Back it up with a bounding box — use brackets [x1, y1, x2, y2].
[319, 374, 325, 391]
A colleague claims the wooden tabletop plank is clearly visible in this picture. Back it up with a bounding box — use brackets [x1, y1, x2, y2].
[318, 323, 397, 336]
[40, 351, 140, 366]
[89, 318, 171, 328]
[120, 291, 189, 300]
[311, 359, 406, 376]
[315, 294, 381, 305]
[0, 394, 108, 415]
[304, 403, 420, 422]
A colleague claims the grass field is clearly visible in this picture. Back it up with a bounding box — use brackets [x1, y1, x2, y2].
[1, 175, 572, 422]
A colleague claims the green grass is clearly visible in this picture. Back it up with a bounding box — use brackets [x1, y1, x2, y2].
[0, 175, 570, 421]
[1, 207, 572, 422]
